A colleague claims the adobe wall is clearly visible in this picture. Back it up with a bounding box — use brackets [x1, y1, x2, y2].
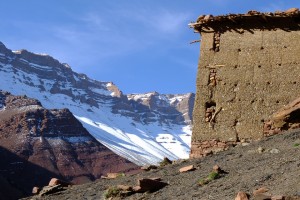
[191, 28, 300, 158]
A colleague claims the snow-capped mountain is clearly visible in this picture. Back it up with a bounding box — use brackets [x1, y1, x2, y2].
[0, 41, 194, 165]
[0, 91, 137, 198]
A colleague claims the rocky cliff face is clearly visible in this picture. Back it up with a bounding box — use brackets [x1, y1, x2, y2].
[0, 91, 137, 198]
[126, 92, 194, 125]
[0, 41, 194, 165]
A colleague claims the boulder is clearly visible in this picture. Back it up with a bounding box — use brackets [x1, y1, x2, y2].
[235, 191, 249, 200]
[32, 186, 40, 194]
[135, 178, 168, 193]
[213, 165, 220, 172]
[212, 165, 226, 174]
[253, 187, 269, 196]
[48, 178, 70, 187]
[179, 165, 195, 173]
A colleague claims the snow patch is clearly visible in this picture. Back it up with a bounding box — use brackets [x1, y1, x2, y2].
[35, 53, 49, 56]
[12, 50, 21, 54]
[29, 63, 52, 71]
[18, 105, 41, 112]
[89, 87, 111, 96]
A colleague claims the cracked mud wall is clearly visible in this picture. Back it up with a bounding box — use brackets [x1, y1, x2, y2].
[191, 28, 300, 158]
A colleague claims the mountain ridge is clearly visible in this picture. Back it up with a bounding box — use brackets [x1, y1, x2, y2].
[0, 91, 137, 199]
[0, 41, 194, 165]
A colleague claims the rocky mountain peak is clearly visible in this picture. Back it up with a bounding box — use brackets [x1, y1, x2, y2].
[62, 63, 72, 69]
[0, 42, 14, 57]
[0, 41, 6, 49]
[106, 82, 124, 98]
[14, 49, 64, 69]
[127, 92, 194, 125]
[0, 41, 194, 165]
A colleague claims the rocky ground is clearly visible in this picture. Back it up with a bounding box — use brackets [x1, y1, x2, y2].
[24, 129, 300, 200]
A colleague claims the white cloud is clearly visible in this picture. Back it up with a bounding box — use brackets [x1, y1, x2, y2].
[1, 3, 195, 75]
[117, 8, 191, 36]
[150, 11, 190, 34]
[48, 7, 191, 62]
[79, 12, 110, 31]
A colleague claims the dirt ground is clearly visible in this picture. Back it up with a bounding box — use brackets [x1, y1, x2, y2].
[25, 129, 300, 200]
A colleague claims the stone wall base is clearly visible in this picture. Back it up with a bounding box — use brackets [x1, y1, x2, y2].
[190, 139, 236, 159]
[190, 130, 286, 159]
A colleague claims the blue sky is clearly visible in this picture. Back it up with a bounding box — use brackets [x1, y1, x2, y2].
[0, 1, 300, 94]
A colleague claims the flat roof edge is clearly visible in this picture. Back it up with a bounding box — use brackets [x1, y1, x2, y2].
[189, 8, 300, 33]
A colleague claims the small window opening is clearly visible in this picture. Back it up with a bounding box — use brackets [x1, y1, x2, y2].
[205, 101, 216, 123]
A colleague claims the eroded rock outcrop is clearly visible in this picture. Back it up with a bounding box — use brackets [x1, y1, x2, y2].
[264, 97, 300, 136]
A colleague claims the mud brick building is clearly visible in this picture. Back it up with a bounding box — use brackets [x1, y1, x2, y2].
[189, 8, 300, 158]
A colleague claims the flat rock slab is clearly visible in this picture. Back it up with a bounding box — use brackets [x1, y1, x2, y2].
[179, 165, 196, 173]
